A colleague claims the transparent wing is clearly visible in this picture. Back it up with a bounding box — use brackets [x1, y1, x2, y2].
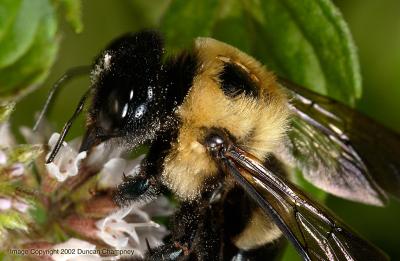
[279, 78, 400, 206]
[221, 144, 388, 261]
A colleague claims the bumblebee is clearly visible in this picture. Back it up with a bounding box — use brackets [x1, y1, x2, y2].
[38, 30, 400, 260]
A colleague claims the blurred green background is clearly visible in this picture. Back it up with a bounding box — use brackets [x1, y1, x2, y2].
[6, 0, 400, 260]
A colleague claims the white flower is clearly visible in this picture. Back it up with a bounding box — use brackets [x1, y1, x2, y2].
[0, 123, 15, 147]
[0, 198, 12, 210]
[0, 150, 6, 165]
[0, 149, 25, 177]
[9, 163, 24, 177]
[0, 197, 30, 213]
[24, 126, 172, 259]
[96, 206, 157, 247]
[52, 238, 101, 261]
[128, 197, 172, 255]
[95, 204, 168, 258]
[86, 142, 127, 170]
[13, 200, 29, 213]
[45, 133, 87, 182]
[20, 118, 53, 145]
[97, 154, 145, 189]
[29, 126, 133, 184]
[97, 158, 126, 189]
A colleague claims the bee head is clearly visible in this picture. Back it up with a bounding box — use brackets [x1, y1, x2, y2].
[80, 31, 167, 151]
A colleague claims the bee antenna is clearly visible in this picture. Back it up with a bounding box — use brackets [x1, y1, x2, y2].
[46, 89, 91, 164]
[33, 65, 91, 132]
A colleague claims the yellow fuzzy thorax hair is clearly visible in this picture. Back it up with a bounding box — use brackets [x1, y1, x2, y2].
[162, 38, 290, 201]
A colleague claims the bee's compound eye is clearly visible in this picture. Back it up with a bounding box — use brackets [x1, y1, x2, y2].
[98, 89, 131, 132]
[111, 99, 128, 119]
[108, 89, 134, 120]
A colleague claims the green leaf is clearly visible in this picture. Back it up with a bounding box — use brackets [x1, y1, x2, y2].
[0, 0, 22, 41]
[0, 0, 58, 101]
[60, 0, 83, 33]
[0, 0, 44, 69]
[212, 0, 361, 105]
[212, 0, 252, 52]
[160, 0, 220, 52]
[127, 0, 171, 28]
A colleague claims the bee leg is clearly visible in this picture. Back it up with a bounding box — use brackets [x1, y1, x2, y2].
[146, 199, 224, 260]
[190, 203, 224, 259]
[145, 202, 199, 260]
[113, 158, 162, 207]
[146, 242, 191, 260]
[145, 244, 186, 261]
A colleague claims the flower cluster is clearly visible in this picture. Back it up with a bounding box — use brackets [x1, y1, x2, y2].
[0, 103, 41, 242]
[0, 103, 172, 260]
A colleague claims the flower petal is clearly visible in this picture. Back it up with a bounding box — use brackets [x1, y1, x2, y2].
[97, 154, 145, 189]
[0, 198, 12, 210]
[97, 158, 127, 188]
[0, 123, 15, 147]
[45, 133, 87, 182]
[13, 200, 29, 213]
[96, 230, 129, 248]
[10, 163, 24, 177]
